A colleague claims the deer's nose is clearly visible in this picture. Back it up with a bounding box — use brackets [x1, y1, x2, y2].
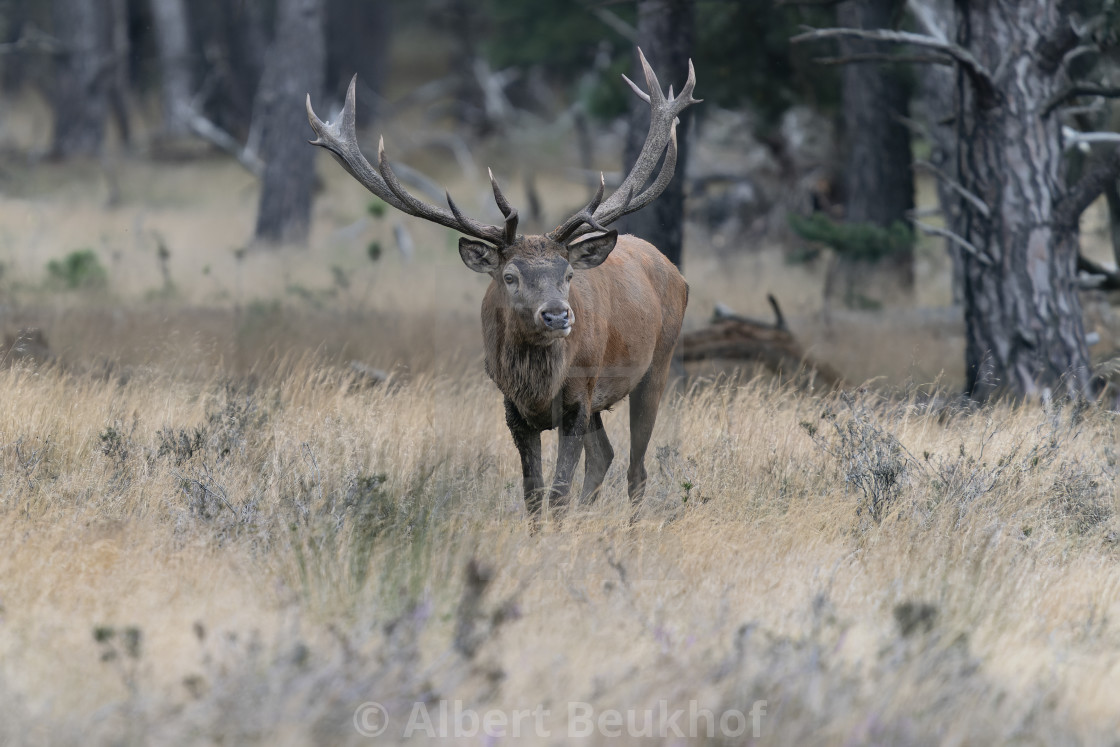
[539, 305, 571, 330]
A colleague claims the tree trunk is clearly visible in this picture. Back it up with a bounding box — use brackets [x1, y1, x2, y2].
[834, 0, 914, 300]
[325, 0, 390, 123]
[50, 0, 111, 157]
[148, 0, 193, 137]
[616, 0, 695, 270]
[951, 2, 1091, 400]
[106, 0, 132, 147]
[253, 0, 325, 245]
[188, 0, 268, 139]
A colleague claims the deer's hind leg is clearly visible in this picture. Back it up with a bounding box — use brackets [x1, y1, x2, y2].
[627, 342, 680, 503]
[580, 411, 614, 503]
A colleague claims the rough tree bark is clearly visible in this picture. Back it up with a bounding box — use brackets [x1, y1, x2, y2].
[835, 0, 914, 295]
[254, 0, 325, 245]
[148, 0, 193, 138]
[950, 3, 1091, 401]
[50, 0, 111, 157]
[617, 0, 695, 270]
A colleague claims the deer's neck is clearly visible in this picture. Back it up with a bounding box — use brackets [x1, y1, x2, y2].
[484, 316, 571, 421]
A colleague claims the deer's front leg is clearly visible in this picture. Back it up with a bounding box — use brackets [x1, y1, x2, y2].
[548, 399, 589, 510]
[505, 398, 545, 514]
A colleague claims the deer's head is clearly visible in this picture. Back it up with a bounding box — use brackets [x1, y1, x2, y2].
[306, 49, 699, 342]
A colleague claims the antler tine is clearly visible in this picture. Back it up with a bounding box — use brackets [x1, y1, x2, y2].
[488, 168, 520, 245]
[548, 173, 608, 243]
[678, 59, 700, 106]
[306, 76, 408, 213]
[636, 47, 666, 106]
[620, 73, 652, 104]
[557, 50, 699, 240]
[307, 74, 512, 246]
[377, 138, 505, 245]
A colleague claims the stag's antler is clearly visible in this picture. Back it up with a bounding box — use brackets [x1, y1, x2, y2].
[549, 48, 700, 243]
[307, 75, 519, 247]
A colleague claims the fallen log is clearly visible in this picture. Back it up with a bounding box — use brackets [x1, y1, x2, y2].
[681, 295, 843, 388]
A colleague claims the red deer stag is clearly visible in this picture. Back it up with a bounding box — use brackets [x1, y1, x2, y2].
[307, 49, 697, 515]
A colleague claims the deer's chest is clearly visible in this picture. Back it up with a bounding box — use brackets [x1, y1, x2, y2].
[485, 339, 570, 423]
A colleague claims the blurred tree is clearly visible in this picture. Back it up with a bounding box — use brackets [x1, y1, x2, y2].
[254, 0, 324, 244]
[0, 0, 52, 92]
[188, 0, 270, 140]
[324, 0, 389, 122]
[427, 0, 491, 131]
[834, 0, 914, 296]
[106, 0, 132, 147]
[617, 0, 695, 270]
[50, 0, 113, 157]
[148, 0, 193, 138]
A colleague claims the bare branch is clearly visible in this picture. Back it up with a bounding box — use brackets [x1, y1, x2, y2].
[185, 109, 264, 177]
[913, 160, 990, 218]
[1045, 84, 1120, 117]
[791, 26, 997, 102]
[905, 0, 950, 42]
[1078, 253, 1120, 291]
[1062, 127, 1120, 150]
[1056, 145, 1120, 227]
[588, 6, 638, 43]
[813, 53, 954, 67]
[0, 25, 64, 55]
[1037, 20, 1080, 74]
[1062, 44, 1099, 71]
[913, 219, 993, 266]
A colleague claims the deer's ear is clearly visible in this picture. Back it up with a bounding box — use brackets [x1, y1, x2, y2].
[567, 230, 617, 270]
[459, 238, 501, 274]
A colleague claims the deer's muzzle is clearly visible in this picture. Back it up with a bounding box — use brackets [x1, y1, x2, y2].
[539, 304, 573, 335]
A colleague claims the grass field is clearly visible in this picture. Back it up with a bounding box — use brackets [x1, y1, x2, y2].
[1, 359, 1118, 745]
[2, 91, 1120, 744]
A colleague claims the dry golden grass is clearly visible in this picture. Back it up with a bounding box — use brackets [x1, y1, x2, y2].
[0, 356, 1119, 745]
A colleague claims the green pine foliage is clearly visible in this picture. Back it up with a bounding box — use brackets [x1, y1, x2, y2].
[789, 213, 915, 263]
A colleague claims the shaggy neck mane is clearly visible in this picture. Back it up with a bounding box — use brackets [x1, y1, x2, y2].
[485, 308, 570, 416]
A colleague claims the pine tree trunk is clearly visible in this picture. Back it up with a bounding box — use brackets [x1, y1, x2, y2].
[952, 2, 1091, 400]
[325, 0, 390, 123]
[148, 0, 193, 138]
[617, 0, 695, 270]
[253, 0, 325, 245]
[834, 0, 914, 300]
[51, 0, 111, 157]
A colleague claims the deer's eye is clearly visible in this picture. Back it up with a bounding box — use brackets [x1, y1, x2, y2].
[565, 271, 574, 282]
[504, 274, 517, 285]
